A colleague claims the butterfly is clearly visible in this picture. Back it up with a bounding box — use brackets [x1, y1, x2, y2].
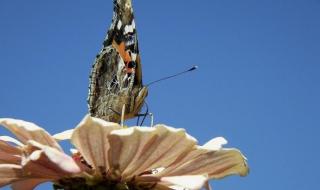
[88, 0, 148, 123]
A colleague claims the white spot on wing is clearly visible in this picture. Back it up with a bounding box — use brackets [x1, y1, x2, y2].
[124, 25, 134, 34]
[132, 19, 136, 29]
[131, 53, 137, 61]
[117, 20, 122, 30]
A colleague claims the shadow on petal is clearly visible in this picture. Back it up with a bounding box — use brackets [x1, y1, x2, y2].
[0, 164, 23, 187]
[0, 137, 22, 164]
[22, 141, 82, 179]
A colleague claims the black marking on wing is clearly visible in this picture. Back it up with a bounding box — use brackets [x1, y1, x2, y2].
[88, 0, 145, 123]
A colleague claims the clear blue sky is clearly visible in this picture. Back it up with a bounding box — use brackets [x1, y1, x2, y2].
[0, 0, 319, 189]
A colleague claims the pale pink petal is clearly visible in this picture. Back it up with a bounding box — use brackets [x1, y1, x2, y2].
[22, 141, 81, 179]
[0, 137, 22, 164]
[0, 164, 23, 187]
[202, 137, 227, 151]
[53, 129, 74, 141]
[160, 175, 208, 190]
[155, 137, 248, 179]
[0, 138, 21, 155]
[12, 179, 49, 190]
[154, 184, 173, 190]
[157, 147, 249, 179]
[69, 149, 93, 173]
[132, 176, 171, 190]
[0, 136, 24, 147]
[0, 150, 21, 164]
[108, 125, 197, 179]
[107, 127, 154, 177]
[71, 115, 121, 174]
[207, 148, 249, 178]
[0, 118, 62, 151]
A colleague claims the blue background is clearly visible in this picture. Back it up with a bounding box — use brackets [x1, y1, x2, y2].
[0, 0, 320, 189]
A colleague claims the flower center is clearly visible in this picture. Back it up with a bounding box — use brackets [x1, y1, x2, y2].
[53, 177, 156, 190]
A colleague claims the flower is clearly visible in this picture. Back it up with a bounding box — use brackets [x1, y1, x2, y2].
[0, 115, 249, 190]
[0, 118, 81, 189]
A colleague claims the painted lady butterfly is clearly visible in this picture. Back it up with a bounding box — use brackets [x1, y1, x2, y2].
[88, 0, 147, 123]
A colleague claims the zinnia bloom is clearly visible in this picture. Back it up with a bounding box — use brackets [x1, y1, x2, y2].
[0, 115, 248, 190]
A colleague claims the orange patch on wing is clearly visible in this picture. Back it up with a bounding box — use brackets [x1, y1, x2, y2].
[112, 40, 135, 73]
[112, 40, 131, 63]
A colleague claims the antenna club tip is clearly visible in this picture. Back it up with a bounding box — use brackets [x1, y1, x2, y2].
[189, 65, 199, 71]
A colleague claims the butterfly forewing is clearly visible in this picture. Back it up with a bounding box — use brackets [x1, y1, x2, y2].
[88, 0, 147, 123]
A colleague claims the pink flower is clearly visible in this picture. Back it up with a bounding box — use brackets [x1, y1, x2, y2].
[0, 118, 81, 189]
[0, 115, 248, 190]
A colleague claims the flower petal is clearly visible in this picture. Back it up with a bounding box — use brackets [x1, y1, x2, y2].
[0, 137, 22, 164]
[207, 149, 249, 178]
[22, 141, 81, 179]
[71, 115, 121, 174]
[0, 164, 23, 187]
[107, 125, 197, 179]
[160, 175, 208, 190]
[0, 136, 24, 147]
[0, 151, 21, 165]
[157, 147, 249, 179]
[53, 129, 74, 141]
[202, 137, 227, 151]
[11, 179, 49, 190]
[0, 118, 62, 151]
[154, 184, 172, 190]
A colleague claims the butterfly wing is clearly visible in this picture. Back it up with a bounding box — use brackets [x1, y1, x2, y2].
[88, 0, 146, 123]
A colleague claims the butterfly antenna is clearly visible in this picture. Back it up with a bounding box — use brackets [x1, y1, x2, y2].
[146, 65, 198, 87]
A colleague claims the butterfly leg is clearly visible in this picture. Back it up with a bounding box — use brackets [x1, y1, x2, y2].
[135, 102, 154, 127]
[136, 101, 148, 126]
[136, 114, 141, 126]
[136, 113, 153, 127]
